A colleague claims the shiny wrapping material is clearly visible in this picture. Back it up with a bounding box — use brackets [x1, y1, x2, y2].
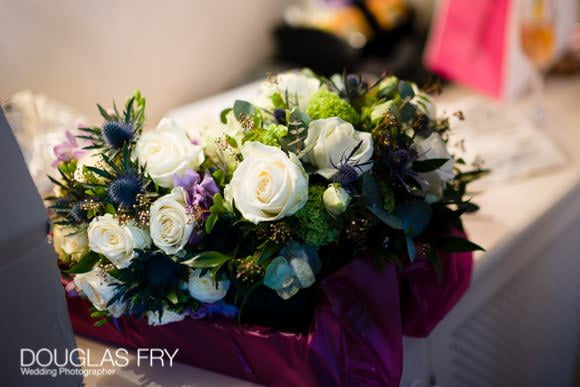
[66, 235, 472, 386]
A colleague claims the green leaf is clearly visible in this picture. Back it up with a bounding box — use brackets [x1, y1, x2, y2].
[97, 104, 112, 121]
[210, 193, 228, 215]
[205, 213, 218, 234]
[257, 240, 281, 265]
[90, 310, 108, 318]
[104, 203, 116, 215]
[94, 319, 108, 327]
[398, 80, 415, 99]
[167, 289, 178, 304]
[184, 251, 232, 269]
[270, 93, 286, 109]
[65, 252, 100, 274]
[225, 134, 238, 148]
[220, 108, 233, 124]
[233, 100, 255, 121]
[412, 158, 450, 173]
[435, 237, 485, 252]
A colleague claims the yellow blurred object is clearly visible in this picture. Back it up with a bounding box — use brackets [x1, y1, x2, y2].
[367, 0, 409, 30]
[320, 7, 373, 40]
[521, 21, 555, 68]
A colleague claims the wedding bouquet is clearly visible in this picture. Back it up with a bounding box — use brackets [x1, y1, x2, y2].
[48, 70, 485, 330]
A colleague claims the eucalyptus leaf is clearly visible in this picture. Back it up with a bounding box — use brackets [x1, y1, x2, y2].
[233, 100, 255, 121]
[395, 201, 432, 237]
[263, 257, 293, 290]
[399, 103, 417, 122]
[368, 203, 404, 230]
[398, 81, 415, 99]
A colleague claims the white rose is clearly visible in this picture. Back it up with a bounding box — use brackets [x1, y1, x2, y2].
[187, 269, 229, 303]
[53, 226, 89, 262]
[414, 133, 454, 203]
[74, 268, 125, 317]
[74, 152, 107, 183]
[230, 142, 308, 224]
[255, 72, 320, 109]
[87, 214, 151, 268]
[323, 184, 350, 216]
[135, 118, 204, 188]
[302, 117, 373, 179]
[146, 308, 186, 326]
[149, 187, 193, 255]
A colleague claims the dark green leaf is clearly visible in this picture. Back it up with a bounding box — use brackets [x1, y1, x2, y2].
[65, 252, 100, 274]
[412, 158, 450, 173]
[435, 237, 485, 252]
[205, 213, 218, 233]
[97, 104, 112, 121]
[257, 240, 281, 265]
[187, 251, 232, 269]
[220, 108, 232, 124]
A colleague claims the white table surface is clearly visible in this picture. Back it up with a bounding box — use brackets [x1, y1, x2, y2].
[79, 74, 580, 386]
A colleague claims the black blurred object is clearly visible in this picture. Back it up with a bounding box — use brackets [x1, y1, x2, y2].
[274, 1, 431, 83]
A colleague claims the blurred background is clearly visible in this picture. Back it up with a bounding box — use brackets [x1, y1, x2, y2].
[0, 0, 441, 123]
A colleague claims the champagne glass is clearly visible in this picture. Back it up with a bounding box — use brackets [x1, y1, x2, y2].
[520, 0, 555, 124]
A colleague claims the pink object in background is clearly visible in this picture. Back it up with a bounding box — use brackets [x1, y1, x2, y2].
[425, 0, 515, 99]
[424, 0, 576, 99]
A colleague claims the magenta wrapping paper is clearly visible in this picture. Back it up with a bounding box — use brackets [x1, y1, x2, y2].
[66, 234, 473, 386]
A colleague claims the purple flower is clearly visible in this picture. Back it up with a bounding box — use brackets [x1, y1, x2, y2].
[173, 170, 219, 217]
[52, 130, 86, 167]
[189, 302, 238, 320]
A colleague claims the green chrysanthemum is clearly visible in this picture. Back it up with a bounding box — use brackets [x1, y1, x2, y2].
[306, 89, 360, 125]
[293, 185, 343, 248]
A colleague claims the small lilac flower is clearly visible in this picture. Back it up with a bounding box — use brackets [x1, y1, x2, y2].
[173, 170, 219, 218]
[52, 130, 86, 167]
[65, 280, 78, 297]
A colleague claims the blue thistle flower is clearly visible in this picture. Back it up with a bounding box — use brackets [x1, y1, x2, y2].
[145, 252, 184, 288]
[334, 164, 359, 186]
[69, 203, 85, 223]
[273, 108, 287, 125]
[102, 121, 133, 149]
[108, 173, 143, 207]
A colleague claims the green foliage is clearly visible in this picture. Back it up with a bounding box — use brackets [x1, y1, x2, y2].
[306, 89, 360, 125]
[65, 251, 101, 274]
[279, 108, 310, 154]
[412, 158, 450, 173]
[243, 124, 288, 147]
[293, 185, 343, 247]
